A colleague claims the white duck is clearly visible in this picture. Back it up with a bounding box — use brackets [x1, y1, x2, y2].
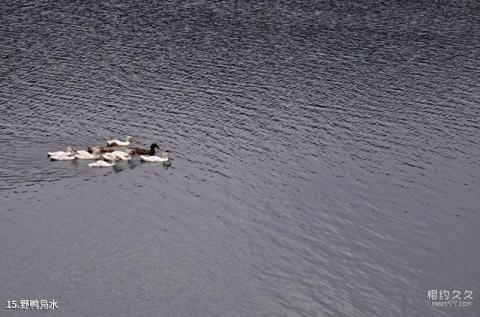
[140, 150, 171, 162]
[50, 153, 76, 161]
[88, 157, 119, 167]
[107, 136, 133, 147]
[102, 150, 132, 161]
[48, 146, 74, 157]
[75, 148, 101, 160]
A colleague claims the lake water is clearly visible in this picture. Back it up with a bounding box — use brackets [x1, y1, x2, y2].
[0, 1, 479, 316]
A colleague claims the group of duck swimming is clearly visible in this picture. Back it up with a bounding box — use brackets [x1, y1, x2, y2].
[47, 136, 171, 167]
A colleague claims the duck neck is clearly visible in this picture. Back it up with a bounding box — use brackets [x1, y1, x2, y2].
[150, 145, 156, 155]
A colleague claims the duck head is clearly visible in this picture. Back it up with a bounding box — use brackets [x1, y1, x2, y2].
[87, 146, 99, 154]
[67, 146, 75, 154]
[162, 149, 171, 159]
[150, 143, 160, 150]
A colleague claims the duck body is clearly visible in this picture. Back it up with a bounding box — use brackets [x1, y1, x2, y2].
[102, 151, 131, 161]
[130, 143, 160, 156]
[75, 150, 100, 160]
[88, 159, 117, 167]
[97, 146, 118, 153]
[48, 146, 74, 157]
[50, 153, 76, 161]
[140, 150, 170, 162]
[107, 136, 132, 147]
[140, 155, 168, 162]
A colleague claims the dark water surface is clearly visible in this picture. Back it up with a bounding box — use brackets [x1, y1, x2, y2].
[1, 1, 479, 316]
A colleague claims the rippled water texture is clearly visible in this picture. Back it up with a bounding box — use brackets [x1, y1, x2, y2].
[1, 1, 479, 316]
